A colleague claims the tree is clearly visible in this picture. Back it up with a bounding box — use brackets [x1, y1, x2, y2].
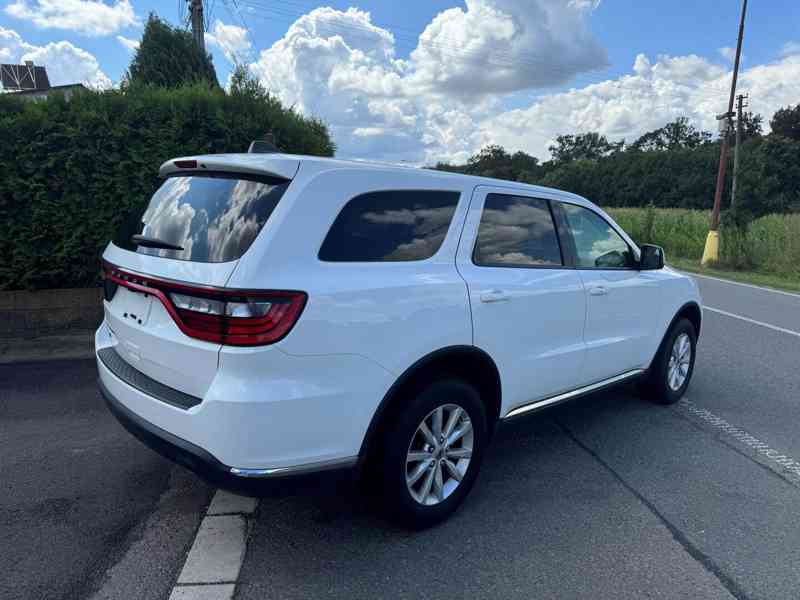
[770, 104, 800, 141]
[738, 111, 763, 141]
[548, 132, 624, 163]
[229, 63, 266, 99]
[465, 145, 514, 179]
[126, 14, 218, 89]
[631, 117, 712, 151]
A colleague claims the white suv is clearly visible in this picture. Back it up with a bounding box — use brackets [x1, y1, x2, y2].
[97, 153, 701, 527]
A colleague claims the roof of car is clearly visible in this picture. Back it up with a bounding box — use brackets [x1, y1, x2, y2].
[159, 152, 586, 203]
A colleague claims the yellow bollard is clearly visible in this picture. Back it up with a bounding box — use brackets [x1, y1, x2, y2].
[701, 230, 720, 266]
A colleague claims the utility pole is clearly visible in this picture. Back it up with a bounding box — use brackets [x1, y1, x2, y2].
[730, 93, 748, 212]
[701, 0, 748, 266]
[188, 0, 205, 54]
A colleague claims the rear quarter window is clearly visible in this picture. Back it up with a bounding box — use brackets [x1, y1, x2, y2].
[114, 173, 290, 263]
[318, 190, 460, 262]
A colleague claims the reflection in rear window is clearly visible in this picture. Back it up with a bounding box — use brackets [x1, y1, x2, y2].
[318, 190, 460, 262]
[114, 174, 290, 263]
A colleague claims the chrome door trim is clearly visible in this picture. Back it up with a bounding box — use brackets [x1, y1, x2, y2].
[502, 369, 645, 420]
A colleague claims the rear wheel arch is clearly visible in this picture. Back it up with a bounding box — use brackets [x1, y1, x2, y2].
[357, 346, 502, 467]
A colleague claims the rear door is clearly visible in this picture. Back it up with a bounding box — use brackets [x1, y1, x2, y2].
[456, 187, 587, 415]
[553, 201, 661, 382]
[102, 171, 292, 398]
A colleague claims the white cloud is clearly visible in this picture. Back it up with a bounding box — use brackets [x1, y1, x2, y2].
[718, 46, 735, 61]
[781, 41, 800, 57]
[408, 0, 607, 97]
[481, 53, 800, 159]
[5, 0, 138, 37]
[116, 35, 138, 52]
[206, 19, 251, 63]
[0, 23, 25, 62]
[0, 25, 111, 89]
[249, 2, 606, 163]
[246, 3, 799, 164]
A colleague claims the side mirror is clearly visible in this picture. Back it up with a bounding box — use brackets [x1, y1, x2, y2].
[639, 244, 665, 270]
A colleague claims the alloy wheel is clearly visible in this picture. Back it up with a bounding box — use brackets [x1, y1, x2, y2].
[405, 404, 473, 506]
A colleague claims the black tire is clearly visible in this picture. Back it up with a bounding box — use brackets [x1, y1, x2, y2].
[379, 378, 487, 529]
[643, 318, 697, 405]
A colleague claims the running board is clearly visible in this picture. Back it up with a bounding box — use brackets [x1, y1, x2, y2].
[502, 369, 646, 420]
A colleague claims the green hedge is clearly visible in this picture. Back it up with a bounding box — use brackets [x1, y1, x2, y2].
[607, 207, 800, 277]
[0, 84, 335, 290]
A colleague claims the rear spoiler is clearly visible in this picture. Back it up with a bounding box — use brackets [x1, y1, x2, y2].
[159, 154, 299, 181]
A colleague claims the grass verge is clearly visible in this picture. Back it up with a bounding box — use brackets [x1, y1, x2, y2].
[668, 256, 800, 294]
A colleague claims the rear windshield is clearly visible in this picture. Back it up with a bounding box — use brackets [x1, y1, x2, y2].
[114, 173, 290, 263]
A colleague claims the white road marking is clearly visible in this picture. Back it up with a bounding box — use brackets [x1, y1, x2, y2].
[682, 271, 800, 299]
[169, 584, 236, 600]
[207, 490, 259, 515]
[703, 306, 800, 339]
[677, 399, 800, 481]
[170, 490, 259, 598]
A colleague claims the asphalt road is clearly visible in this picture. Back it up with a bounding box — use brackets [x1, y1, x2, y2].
[2, 272, 799, 599]
[0, 359, 213, 600]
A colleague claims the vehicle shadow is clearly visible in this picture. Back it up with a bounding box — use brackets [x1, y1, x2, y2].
[235, 386, 683, 599]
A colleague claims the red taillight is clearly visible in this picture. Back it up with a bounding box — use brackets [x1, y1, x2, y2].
[103, 263, 306, 346]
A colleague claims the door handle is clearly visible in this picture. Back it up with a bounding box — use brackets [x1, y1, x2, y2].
[480, 289, 511, 303]
[588, 286, 608, 296]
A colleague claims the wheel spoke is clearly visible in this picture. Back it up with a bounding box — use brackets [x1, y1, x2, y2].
[434, 462, 444, 502]
[407, 451, 430, 463]
[418, 422, 437, 447]
[445, 447, 472, 460]
[443, 459, 462, 482]
[418, 464, 435, 502]
[432, 406, 443, 439]
[443, 407, 462, 438]
[447, 420, 472, 446]
[407, 459, 432, 486]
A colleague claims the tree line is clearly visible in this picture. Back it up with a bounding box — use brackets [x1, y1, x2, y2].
[434, 107, 800, 221]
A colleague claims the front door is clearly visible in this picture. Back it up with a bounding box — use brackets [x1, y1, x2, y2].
[456, 187, 588, 416]
[553, 202, 661, 383]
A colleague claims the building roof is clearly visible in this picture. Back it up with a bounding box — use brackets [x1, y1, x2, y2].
[0, 63, 51, 92]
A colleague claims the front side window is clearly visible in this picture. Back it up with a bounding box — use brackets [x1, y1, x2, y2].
[318, 190, 460, 262]
[561, 203, 633, 269]
[473, 194, 562, 268]
[114, 173, 289, 263]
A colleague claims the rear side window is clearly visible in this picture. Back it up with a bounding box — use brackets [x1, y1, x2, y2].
[114, 173, 290, 263]
[473, 194, 562, 267]
[318, 190, 460, 262]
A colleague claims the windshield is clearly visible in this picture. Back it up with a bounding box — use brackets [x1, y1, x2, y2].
[114, 173, 290, 263]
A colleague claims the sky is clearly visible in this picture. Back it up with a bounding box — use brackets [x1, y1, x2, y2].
[1, 0, 799, 164]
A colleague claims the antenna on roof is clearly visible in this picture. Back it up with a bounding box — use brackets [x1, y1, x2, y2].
[248, 133, 281, 154]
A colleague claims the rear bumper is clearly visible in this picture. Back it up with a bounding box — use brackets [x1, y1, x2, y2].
[99, 376, 358, 494]
[95, 319, 394, 490]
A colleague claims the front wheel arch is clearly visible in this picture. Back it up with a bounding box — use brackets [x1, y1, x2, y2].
[649, 301, 701, 370]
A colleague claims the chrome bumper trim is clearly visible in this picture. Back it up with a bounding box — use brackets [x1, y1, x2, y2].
[229, 456, 359, 478]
